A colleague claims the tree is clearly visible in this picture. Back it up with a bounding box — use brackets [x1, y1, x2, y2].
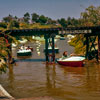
[14, 16, 18, 19]
[38, 15, 48, 24]
[58, 18, 67, 27]
[3, 14, 13, 23]
[23, 12, 30, 23]
[66, 17, 79, 27]
[7, 20, 19, 29]
[66, 17, 72, 26]
[0, 36, 8, 73]
[31, 13, 39, 23]
[80, 5, 100, 26]
[0, 30, 17, 73]
[46, 18, 52, 24]
[13, 20, 19, 28]
[0, 22, 7, 28]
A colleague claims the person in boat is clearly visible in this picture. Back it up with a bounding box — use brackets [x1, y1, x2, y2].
[26, 46, 30, 50]
[62, 51, 68, 59]
[21, 44, 26, 50]
[26, 46, 33, 51]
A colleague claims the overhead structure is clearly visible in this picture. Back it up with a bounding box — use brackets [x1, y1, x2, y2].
[2, 25, 100, 62]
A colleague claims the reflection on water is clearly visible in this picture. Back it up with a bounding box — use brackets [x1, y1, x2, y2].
[46, 64, 56, 89]
[36, 41, 41, 56]
[0, 39, 100, 100]
[8, 64, 14, 90]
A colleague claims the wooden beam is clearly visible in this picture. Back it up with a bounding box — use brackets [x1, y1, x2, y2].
[52, 36, 55, 62]
[86, 36, 89, 59]
[45, 35, 49, 62]
[98, 35, 100, 61]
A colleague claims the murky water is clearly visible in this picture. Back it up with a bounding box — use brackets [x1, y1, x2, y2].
[1, 38, 100, 100]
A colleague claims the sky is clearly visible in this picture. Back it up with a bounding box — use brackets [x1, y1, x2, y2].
[0, 0, 100, 20]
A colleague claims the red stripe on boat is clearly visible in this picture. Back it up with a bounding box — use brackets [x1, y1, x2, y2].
[57, 61, 84, 67]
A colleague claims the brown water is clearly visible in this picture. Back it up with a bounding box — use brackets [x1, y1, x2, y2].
[1, 39, 100, 100]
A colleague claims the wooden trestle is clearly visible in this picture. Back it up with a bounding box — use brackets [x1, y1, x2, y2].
[2, 26, 100, 62]
[85, 34, 98, 61]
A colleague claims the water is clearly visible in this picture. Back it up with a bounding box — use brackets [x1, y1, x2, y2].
[1, 39, 100, 100]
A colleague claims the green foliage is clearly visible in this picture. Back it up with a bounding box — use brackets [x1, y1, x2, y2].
[29, 23, 59, 29]
[0, 30, 17, 73]
[13, 20, 19, 28]
[3, 14, 13, 23]
[58, 18, 67, 27]
[19, 22, 30, 29]
[0, 36, 8, 73]
[67, 17, 80, 27]
[0, 22, 7, 28]
[38, 15, 48, 24]
[7, 20, 19, 29]
[23, 12, 30, 24]
[69, 35, 85, 54]
[7, 21, 14, 29]
[31, 13, 39, 23]
[80, 5, 100, 26]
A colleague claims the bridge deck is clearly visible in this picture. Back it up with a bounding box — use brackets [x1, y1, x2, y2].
[3, 26, 100, 36]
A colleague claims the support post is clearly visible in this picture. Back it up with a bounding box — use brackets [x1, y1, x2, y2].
[45, 35, 49, 62]
[52, 35, 55, 62]
[51, 34, 55, 62]
[86, 36, 89, 59]
[98, 35, 100, 61]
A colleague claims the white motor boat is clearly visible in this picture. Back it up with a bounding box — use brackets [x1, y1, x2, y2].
[57, 56, 85, 67]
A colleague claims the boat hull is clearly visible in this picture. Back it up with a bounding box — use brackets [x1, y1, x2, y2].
[17, 52, 32, 56]
[44, 49, 59, 53]
[60, 37, 65, 40]
[57, 60, 84, 67]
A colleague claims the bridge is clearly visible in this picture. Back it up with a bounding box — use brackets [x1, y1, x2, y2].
[2, 25, 100, 62]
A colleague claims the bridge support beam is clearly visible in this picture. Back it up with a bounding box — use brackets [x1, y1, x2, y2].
[45, 35, 49, 62]
[85, 36, 89, 59]
[52, 36, 55, 62]
[44, 34, 56, 62]
[98, 35, 100, 61]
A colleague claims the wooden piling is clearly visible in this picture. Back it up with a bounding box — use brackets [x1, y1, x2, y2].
[86, 36, 89, 59]
[52, 36, 55, 62]
[45, 35, 49, 62]
[98, 35, 100, 61]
